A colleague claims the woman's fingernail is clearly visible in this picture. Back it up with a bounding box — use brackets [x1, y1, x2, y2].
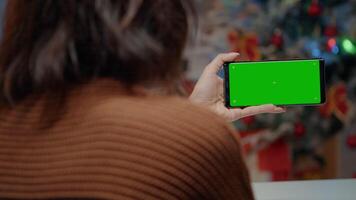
[274, 107, 286, 113]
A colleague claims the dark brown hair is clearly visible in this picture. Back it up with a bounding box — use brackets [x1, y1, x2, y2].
[0, 0, 196, 105]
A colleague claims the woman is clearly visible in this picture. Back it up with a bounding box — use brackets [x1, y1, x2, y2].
[0, 0, 284, 199]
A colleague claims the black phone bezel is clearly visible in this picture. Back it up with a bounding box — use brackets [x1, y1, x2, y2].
[223, 58, 326, 108]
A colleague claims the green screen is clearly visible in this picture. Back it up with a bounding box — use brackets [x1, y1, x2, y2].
[228, 60, 321, 107]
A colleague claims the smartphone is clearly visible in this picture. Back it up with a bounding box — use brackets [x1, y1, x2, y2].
[224, 59, 326, 108]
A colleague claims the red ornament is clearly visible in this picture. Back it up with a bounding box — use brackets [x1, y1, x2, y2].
[271, 33, 284, 49]
[294, 122, 306, 138]
[346, 135, 356, 149]
[324, 25, 338, 37]
[308, 0, 322, 17]
[326, 38, 337, 51]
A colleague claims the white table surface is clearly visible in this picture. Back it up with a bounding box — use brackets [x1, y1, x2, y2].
[252, 179, 356, 200]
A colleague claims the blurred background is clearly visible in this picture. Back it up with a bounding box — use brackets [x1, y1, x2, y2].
[0, 0, 355, 182]
[185, 0, 356, 182]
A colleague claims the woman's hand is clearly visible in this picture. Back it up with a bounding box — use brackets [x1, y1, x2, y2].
[189, 52, 286, 122]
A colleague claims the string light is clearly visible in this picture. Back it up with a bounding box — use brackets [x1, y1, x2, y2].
[342, 39, 356, 54]
[328, 38, 336, 47]
[327, 38, 338, 55]
[331, 46, 339, 54]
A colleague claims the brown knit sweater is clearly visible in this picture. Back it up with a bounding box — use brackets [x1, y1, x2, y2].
[0, 79, 254, 200]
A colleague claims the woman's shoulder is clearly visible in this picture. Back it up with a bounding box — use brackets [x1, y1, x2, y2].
[87, 95, 237, 140]
[68, 95, 249, 199]
[93, 95, 226, 125]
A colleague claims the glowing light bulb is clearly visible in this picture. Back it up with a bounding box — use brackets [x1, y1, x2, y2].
[328, 38, 336, 47]
[342, 39, 356, 54]
[331, 46, 339, 54]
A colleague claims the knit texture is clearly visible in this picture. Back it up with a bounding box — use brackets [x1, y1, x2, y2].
[0, 79, 254, 200]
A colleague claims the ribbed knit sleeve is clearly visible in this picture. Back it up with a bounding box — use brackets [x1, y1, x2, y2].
[0, 80, 254, 200]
